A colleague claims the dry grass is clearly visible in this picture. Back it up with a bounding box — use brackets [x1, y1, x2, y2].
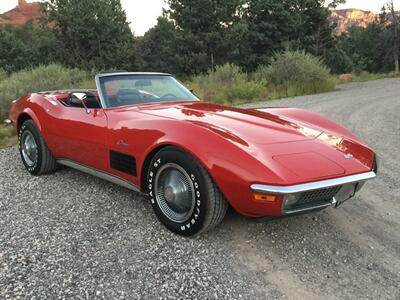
[0, 125, 17, 149]
[336, 71, 400, 84]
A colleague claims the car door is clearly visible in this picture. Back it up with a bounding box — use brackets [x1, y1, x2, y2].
[101, 108, 144, 187]
[46, 103, 108, 171]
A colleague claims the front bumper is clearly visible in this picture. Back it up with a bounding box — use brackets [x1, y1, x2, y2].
[251, 171, 376, 215]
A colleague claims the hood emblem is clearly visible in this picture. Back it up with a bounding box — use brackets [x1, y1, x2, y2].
[344, 153, 353, 159]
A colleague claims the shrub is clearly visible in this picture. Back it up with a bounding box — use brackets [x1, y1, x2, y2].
[76, 78, 96, 89]
[325, 48, 354, 74]
[0, 64, 89, 120]
[0, 68, 7, 83]
[254, 50, 335, 97]
[191, 63, 266, 104]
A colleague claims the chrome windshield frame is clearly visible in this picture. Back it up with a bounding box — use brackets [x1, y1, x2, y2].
[95, 72, 197, 109]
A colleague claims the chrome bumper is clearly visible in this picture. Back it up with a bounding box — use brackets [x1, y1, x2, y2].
[251, 171, 376, 214]
[251, 172, 376, 194]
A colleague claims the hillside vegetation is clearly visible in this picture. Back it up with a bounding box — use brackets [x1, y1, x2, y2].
[0, 51, 336, 119]
[0, 64, 88, 120]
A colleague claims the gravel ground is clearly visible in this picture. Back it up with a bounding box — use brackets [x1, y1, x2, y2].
[1, 78, 399, 299]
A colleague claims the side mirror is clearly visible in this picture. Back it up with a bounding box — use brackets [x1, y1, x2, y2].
[71, 92, 90, 113]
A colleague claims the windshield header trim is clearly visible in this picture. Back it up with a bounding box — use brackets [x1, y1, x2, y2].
[96, 72, 171, 79]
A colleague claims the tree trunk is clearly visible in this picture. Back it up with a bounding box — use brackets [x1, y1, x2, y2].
[391, 0, 399, 72]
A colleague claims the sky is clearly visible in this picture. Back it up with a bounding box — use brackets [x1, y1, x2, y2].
[1, 0, 399, 36]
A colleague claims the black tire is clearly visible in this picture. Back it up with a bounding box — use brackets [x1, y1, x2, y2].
[18, 120, 57, 175]
[147, 146, 228, 236]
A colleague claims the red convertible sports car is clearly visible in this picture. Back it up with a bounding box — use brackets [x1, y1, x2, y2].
[6, 72, 377, 236]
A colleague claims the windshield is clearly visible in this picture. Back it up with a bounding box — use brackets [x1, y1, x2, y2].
[97, 75, 199, 108]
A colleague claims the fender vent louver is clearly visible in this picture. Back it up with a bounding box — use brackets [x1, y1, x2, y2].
[110, 150, 137, 176]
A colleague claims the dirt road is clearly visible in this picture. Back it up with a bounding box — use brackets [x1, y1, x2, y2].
[1, 78, 399, 299]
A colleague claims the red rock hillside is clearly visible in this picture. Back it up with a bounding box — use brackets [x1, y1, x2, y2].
[0, 0, 42, 26]
[331, 9, 379, 35]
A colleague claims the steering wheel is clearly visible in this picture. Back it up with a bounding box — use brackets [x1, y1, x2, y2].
[161, 93, 177, 99]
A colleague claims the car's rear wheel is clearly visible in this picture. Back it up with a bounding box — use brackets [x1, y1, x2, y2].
[147, 146, 228, 236]
[19, 120, 57, 175]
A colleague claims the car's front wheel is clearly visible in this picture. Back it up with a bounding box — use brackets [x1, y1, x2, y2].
[19, 119, 57, 175]
[147, 146, 228, 236]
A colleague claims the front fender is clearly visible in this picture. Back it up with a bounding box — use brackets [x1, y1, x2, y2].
[137, 119, 287, 217]
[9, 93, 54, 134]
[20, 107, 43, 132]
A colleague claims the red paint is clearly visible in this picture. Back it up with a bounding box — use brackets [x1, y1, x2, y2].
[9, 91, 375, 218]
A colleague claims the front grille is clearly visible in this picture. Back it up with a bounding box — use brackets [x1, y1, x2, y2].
[293, 185, 342, 208]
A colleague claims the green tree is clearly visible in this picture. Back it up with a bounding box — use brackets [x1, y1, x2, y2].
[43, 0, 136, 71]
[242, 0, 294, 71]
[14, 22, 59, 67]
[240, 0, 339, 71]
[136, 16, 186, 76]
[0, 23, 59, 73]
[141, 0, 342, 74]
[338, 24, 393, 73]
[324, 46, 354, 74]
[165, 0, 245, 75]
[0, 26, 28, 73]
[288, 0, 335, 56]
[381, 0, 400, 72]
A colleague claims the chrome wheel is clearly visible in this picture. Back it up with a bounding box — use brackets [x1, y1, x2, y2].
[154, 163, 195, 223]
[21, 131, 38, 167]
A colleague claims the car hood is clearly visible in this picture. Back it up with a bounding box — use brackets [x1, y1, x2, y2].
[110, 101, 373, 180]
[136, 101, 323, 145]
[132, 101, 374, 178]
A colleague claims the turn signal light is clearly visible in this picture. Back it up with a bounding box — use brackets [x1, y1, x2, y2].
[253, 193, 277, 202]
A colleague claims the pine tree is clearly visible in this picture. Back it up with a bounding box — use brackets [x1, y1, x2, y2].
[44, 0, 136, 71]
[165, 0, 245, 74]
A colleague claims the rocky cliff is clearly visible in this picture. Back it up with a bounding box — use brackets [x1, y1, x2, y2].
[0, 0, 41, 26]
[331, 9, 379, 34]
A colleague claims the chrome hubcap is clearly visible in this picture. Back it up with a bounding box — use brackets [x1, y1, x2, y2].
[21, 131, 38, 167]
[155, 163, 195, 223]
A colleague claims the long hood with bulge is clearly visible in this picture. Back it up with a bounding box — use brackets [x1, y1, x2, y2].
[133, 101, 374, 181]
[136, 101, 322, 144]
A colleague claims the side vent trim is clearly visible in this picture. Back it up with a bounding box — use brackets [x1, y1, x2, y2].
[110, 150, 137, 176]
